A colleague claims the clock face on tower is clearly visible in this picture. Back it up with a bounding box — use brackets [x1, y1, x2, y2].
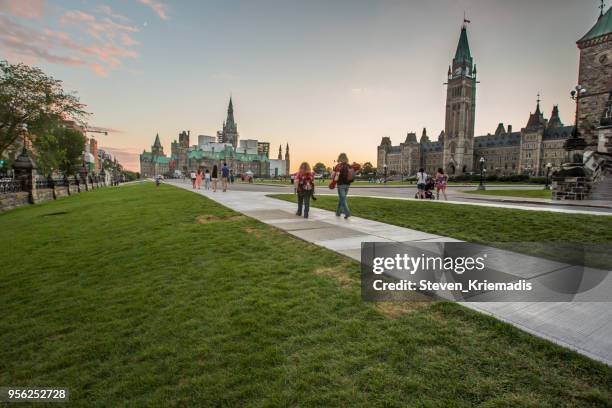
[596, 51, 611, 67]
[454, 67, 462, 76]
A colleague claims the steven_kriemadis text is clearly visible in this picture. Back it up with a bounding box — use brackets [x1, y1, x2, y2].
[371, 279, 533, 292]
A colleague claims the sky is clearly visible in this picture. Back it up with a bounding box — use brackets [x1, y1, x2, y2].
[0, 0, 605, 171]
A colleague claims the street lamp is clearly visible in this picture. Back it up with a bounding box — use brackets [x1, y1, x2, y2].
[545, 162, 552, 190]
[478, 157, 486, 190]
[565, 85, 588, 160]
[383, 164, 388, 183]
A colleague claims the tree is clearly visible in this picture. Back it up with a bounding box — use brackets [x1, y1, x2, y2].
[32, 125, 85, 176]
[313, 162, 326, 174]
[362, 161, 375, 175]
[0, 60, 88, 156]
[57, 127, 85, 175]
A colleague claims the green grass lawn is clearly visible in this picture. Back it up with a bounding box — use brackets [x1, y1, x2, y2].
[1, 184, 611, 406]
[271, 194, 611, 243]
[271, 194, 612, 268]
[463, 189, 553, 199]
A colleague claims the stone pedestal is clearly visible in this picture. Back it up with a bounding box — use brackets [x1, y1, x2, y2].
[12, 148, 36, 204]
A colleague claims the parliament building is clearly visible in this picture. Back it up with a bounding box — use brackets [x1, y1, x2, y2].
[140, 98, 289, 178]
[377, 22, 574, 178]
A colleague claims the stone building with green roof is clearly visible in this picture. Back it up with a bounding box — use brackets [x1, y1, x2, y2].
[140, 134, 171, 178]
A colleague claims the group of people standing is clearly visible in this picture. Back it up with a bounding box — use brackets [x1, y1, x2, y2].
[415, 167, 448, 200]
[294, 153, 353, 219]
[190, 162, 231, 192]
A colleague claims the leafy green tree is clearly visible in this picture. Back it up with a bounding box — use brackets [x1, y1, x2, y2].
[31, 130, 61, 177]
[313, 162, 326, 174]
[0, 60, 88, 156]
[58, 127, 85, 176]
[362, 161, 375, 175]
[32, 125, 85, 176]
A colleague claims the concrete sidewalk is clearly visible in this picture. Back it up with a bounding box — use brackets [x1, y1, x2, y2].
[166, 180, 612, 365]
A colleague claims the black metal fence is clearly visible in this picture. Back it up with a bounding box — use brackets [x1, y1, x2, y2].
[0, 178, 23, 193]
[1, 174, 116, 196]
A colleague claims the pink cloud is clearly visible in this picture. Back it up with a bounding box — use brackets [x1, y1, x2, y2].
[0, 6, 140, 77]
[0, 15, 89, 67]
[0, 0, 46, 19]
[137, 0, 168, 20]
[95, 4, 130, 23]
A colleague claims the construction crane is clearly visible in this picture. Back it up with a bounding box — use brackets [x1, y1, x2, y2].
[84, 126, 118, 136]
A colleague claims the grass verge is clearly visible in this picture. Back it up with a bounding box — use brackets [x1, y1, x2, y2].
[1, 184, 611, 406]
[270, 194, 612, 268]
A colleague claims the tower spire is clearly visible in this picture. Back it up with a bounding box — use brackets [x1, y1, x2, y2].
[601, 0, 606, 19]
[452, 20, 473, 77]
[536, 92, 541, 114]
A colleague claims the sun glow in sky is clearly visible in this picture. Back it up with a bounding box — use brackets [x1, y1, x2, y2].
[0, 0, 603, 171]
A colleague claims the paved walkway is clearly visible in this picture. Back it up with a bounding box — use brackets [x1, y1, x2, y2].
[166, 180, 612, 365]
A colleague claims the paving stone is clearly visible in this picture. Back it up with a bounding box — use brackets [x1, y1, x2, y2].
[289, 227, 366, 242]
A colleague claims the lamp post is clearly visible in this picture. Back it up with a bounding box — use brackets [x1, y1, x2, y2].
[383, 164, 388, 183]
[565, 85, 588, 160]
[545, 162, 552, 190]
[478, 157, 486, 190]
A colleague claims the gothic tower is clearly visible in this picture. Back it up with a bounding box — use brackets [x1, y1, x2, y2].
[576, 4, 612, 146]
[217, 97, 240, 148]
[443, 22, 477, 175]
[277, 144, 282, 160]
[152, 133, 164, 157]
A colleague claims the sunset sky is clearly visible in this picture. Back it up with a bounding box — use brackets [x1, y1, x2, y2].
[0, 0, 605, 171]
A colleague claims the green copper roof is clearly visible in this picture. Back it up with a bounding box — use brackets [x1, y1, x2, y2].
[578, 6, 612, 43]
[153, 156, 170, 164]
[453, 26, 472, 66]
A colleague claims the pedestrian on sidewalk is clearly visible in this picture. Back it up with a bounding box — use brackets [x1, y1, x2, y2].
[204, 168, 211, 190]
[416, 168, 428, 199]
[221, 162, 230, 192]
[196, 169, 203, 189]
[211, 164, 218, 192]
[333, 153, 353, 219]
[435, 168, 448, 200]
[295, 162, 315, 219]
[190, 170, 197, 189]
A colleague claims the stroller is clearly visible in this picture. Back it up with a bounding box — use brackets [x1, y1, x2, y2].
[415, 178, 436, 199]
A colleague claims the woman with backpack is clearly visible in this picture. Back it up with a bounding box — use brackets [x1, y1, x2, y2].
[295, 162, 315, 219]
[332, 153, 353, 219]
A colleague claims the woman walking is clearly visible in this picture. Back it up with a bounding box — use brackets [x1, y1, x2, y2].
[416, 168, 428, 199]
[211, 164, 218, 192]
[333, 153, 353, 219]
[435, 168, 448, 200]
[195, 169, 203, 189]
[190, 170, 197, 189]
[204, 168, 211, 190]
[295, 162, 315, 219]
